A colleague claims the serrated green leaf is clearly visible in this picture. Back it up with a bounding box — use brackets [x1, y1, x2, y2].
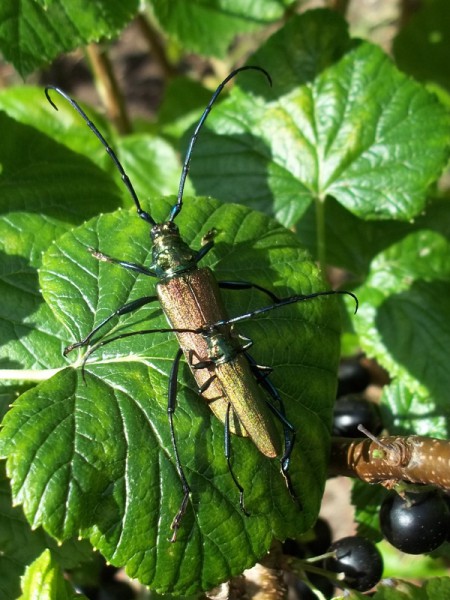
[0, 87, 182, 197]
[17, 549, 86, 600]
[0, 86, 116, 168]
[294, 197, 414, 276]
[186, 10, 450, 226]
[0, 0, 139, 76]
[0, 90, 183, 373]
[380, 380, 449, 438]
[0, 462, 92, 600]
[116, 134, 181, 199]
[0, 111, 125, 370]
[0, 197, 343, 593]
[150, 0, 293, 57]
[353, 229, 450, 432]
[295, 194, 450, 276]
[393, 0, 450, 92]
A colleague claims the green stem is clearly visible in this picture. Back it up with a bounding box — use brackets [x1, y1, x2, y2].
[315, 194, 327, 277]
[0, 368, 63, 382]
[299, 561, 344, 583]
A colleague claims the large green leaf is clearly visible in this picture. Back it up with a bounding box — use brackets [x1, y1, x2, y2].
[0, 462, 92, 600]
[150, 0, 293, 57]
[0, 86, 116, 169]
[0, 111, 124, 371]
[0, 197, 343, 593]
[0, 86, 182, 198]
[394, 0, 450, 92]
[353, 227, 450, 439]
[17, 549, 87, 600]
[295, 194, 450, 276]
[116, 134, 181, 200]
[0, 0, 139, 76]
[186, 10, 450, 227]
[0, 88, 182, 372]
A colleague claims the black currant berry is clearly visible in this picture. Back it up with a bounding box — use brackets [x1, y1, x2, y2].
[380, 491, 449, 554]
[324, 536, 383, 592]
[337, 359, 371, 397]
[332, 394, 382, 438]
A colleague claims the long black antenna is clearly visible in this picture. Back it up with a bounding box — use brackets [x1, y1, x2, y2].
[210, 290, 359, 328]
[45, 86, 156, 226]
[168, 65, 272, 223]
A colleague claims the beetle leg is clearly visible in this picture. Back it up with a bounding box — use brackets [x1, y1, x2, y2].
[225, 402, 250, 517]
[201, 228, 217, 245]
[89, 247, 157, 277]
[168, 348, 192, 542]
[233, 330, 253, 352]
[194, 238, 214, 263]
[245, 352, 300, 506]
[192, 360, 213, 370]
[188, 348, 212, 370]
[249, 363, 273, 378]
[186, 349, 216, 393]
[64, 295, 158, 355]
[198, 374, 217, 394]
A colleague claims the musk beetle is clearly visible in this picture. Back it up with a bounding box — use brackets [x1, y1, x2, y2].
[46, 67, 357, 540]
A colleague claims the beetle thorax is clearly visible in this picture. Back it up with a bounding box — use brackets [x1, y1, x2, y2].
[206, 329, 239, 366]
[151, 222, 197, 279]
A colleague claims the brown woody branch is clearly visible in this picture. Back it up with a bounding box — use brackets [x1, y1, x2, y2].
[86, 44, 131, 135]
[329, 436, 450, 490]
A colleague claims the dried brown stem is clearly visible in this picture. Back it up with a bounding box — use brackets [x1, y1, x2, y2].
[330, 435, 450, 490]
[327, 0, 350, 15]
[86, 44, 131, 135]
[243, 562, 288, 600]
[135, 13, 176, 78]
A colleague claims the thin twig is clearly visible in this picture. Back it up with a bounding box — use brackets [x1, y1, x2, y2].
[135, 13, 176, 78]
[327, 0, 350, 15]
[86, 43, 132, 135]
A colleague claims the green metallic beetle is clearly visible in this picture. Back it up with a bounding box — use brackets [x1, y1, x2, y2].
[46, 68, 356, 541]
